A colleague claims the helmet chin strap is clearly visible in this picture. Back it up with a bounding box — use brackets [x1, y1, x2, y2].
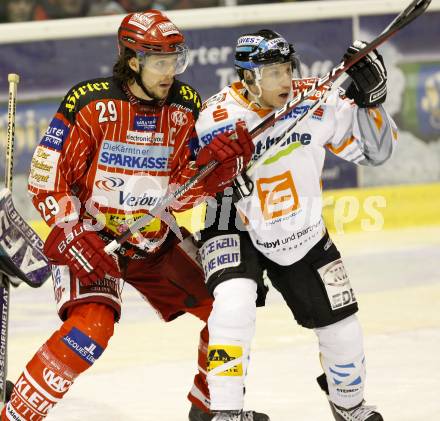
[243, 68, 264, 109]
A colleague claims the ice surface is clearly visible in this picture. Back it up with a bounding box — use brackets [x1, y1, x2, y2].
[6, 227, 440, 421]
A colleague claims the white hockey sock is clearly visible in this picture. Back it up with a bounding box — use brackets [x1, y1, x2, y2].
[207, 278, 257, 411]
[315, 315, 366, 409]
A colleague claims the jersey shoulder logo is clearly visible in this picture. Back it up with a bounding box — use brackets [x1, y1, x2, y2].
[169, 81, 202, 118]
[179, 84, 201, 109]
[63, 80, 112, 113]
[59, 78, 124, 124]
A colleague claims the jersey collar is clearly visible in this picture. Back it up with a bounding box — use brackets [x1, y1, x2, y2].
[230, 82, 273, 118]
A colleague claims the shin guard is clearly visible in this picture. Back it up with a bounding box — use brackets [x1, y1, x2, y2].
[2, 303, 114, 420]
[188, 325, 211, 412]
[206, 278, 257, 411]
[315, 315, 366, 409]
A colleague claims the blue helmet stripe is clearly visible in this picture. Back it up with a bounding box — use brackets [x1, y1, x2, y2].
[236, 46, 254, 52]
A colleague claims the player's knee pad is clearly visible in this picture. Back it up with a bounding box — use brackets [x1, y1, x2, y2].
[47, 302, 115, 372]
[5, 303, 115, 420]
[206, 278, 256, 411]
[316, 314, 364, 360]
[209, 278, 257, 342]
[315, 315, 366, 408]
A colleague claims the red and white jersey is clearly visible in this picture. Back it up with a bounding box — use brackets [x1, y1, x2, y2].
[196, 80, 398, 265]
[28, 76, 203, 250]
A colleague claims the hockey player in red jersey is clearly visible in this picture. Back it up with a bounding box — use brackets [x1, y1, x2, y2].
[1, 10, 257, 421]
[189, 30, 397, 421]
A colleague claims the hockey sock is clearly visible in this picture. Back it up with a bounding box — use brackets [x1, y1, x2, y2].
[315, 315, 366, 409]
[2, 303, 114, 421]
[206, 278, 257, 411]
[188, 325, 211, 412]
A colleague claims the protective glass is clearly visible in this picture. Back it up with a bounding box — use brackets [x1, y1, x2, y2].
[137, 44, 189, 76]
[258, 62, 294, 90]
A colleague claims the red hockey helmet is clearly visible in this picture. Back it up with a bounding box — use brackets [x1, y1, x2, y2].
[118, 10, 189, 75]
[118, 10, 185, 54]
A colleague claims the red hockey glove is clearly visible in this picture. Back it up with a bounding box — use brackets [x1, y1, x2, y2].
[44, 221, 121, 285]
[196, 123, 254, 194]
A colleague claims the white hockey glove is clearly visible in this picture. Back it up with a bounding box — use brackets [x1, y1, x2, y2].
[344, 40, 387, 108]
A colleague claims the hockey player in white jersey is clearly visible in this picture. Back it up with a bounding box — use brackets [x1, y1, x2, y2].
[188, 30, 397, 421]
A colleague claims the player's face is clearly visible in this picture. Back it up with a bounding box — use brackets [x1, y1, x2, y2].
[258, 62, 293, 109]
[139, 54, 179, 100]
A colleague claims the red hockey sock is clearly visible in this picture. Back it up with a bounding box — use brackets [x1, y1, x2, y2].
[2, 303, 114, 421]
[188, 325, 211, 412]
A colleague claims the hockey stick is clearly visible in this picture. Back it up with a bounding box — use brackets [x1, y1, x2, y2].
[104, 0, 431, 254]
[0, 73, 19, 405]
[246, 75, 347, 177]
[246, 0, 431, 174]
[4, 75, 18, 190]
[248, 0, 431, 140]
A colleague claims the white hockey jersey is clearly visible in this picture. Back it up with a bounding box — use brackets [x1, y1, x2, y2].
[196, 79, 398, 265]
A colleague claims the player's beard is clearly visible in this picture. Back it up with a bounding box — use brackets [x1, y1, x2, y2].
[134, 71, 173, 102]
[149, 84, 172, 101]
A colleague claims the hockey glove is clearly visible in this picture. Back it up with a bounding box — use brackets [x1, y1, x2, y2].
[196, 123, 254, 194]
[44, 221, 121, 285]
[344, 40, 387, 108]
